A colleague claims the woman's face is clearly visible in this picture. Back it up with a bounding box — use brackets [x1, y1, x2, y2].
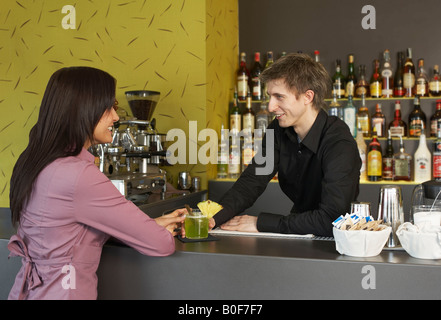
[84, 101, 119, 149]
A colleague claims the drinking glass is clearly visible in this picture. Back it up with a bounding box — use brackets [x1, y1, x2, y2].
[350, 201, 371, 218]
[377, 185, 404, 247]
[184, 209, 209, 239]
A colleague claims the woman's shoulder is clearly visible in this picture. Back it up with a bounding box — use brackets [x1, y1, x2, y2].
[42, 152, 98, 187]
[54, 153, 94, 171]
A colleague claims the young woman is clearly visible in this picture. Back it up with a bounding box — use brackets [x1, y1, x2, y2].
[8, 66, 185, 299]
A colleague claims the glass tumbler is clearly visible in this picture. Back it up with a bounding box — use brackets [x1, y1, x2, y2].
[377, 185, 404, 247]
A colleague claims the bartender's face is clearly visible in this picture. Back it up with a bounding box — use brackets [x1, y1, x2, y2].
[93, 100, 119, 145]
[266, 79, 311, 128]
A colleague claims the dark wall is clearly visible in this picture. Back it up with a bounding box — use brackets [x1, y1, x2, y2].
[238, 0, 441, 156]
[239, 0, 441, 75]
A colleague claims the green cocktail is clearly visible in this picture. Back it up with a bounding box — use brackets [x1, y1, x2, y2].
[185, 211, 209, 239]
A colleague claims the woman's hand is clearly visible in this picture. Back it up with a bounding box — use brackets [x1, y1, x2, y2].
[154, 208, 186, 236]
[209, 218, 216, 230]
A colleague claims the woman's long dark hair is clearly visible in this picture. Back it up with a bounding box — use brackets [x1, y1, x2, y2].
[10, 66, 116, 227]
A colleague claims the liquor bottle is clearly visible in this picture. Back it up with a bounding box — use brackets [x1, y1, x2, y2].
[328, 86, 344, 120]
[263, 51, 274, 101]
[332, 59, 346, 98]
[382, 130, 394, 180]
[228, 140, 241, 179]
[314, 50, 320, 63]
[250, 52, 262, 101]
[414, 133, 431, 183]
[415, 58, 429, 97]
[408, 96, 426, 137]
[371, 103, 386, 138]
[429, 65, 441, 97]
[356, 94, 371, 137]
[381, 49, 394, 98]
[370, 59, 382, 98]
[388, 101, 407, 137]
[229, 89, 241, 134]
[355, 65, 370, 98]
[433, 128, 441, 181]
[393, 136, 412, 181]
[237, 52, 249, 101]
[403, 48, 416, 97]
[241, 132, 255, 172]
[265, 51, 274, 69]
[256, 96, 271, 133]
[242, 88, 255, 133]
[430, 100, 441, 137]
[355, 127, 367, 182]
[217, 124, 228, 179]
[393, 51, 405, 97]
[345, 54, 357, 98]
[343, 95, 357, 138]
[253, 127, 263, 159]
[367, 128, 382, 181]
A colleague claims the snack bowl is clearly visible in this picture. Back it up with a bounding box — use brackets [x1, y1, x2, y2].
[333, 226, 392, 257]
[396, 222, 441, 260]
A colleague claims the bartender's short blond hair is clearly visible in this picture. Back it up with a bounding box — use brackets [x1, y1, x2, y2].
[260, 53, 330, 111]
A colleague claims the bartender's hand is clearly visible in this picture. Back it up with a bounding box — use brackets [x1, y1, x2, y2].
[155, 209, 186, 236]
[220, 215, 258, 233]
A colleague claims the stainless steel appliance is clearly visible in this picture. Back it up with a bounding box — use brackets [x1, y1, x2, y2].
[89, 90, 201, 210]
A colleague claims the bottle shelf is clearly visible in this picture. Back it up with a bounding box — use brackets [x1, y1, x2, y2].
[237, 100, 264, 103]
[325, 96, 440, 102]
[360, 180, 419, 185]
[363, 136, 436, 141]
[213, 177, 280, 183]
[242, 97, 441, 103]
[214, 177, 419, 185]
[243, 97, 441, 103]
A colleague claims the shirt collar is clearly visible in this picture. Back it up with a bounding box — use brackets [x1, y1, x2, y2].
[284, 109, 328, 154]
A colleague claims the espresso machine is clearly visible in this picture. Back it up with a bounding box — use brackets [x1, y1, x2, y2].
[91, 90, 170, 205]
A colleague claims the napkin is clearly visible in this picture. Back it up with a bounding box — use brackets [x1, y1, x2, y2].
[333, 226, 391, 257]
[397, 222, 441, 259]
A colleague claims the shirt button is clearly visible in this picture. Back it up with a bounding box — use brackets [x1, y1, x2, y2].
[298, 150, 302, 154]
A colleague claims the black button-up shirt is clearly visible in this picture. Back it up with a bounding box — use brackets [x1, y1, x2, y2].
[214, 110, 361, 237]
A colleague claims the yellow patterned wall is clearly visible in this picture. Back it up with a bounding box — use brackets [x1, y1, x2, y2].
[0, 0, 238, 207]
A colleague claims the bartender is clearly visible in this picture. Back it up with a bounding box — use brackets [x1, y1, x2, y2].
[214, 53, 361, 237]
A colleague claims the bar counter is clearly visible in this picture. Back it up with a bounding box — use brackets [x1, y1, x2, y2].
[94, 180, 441, 300]
[1, 183, 441, 300]
[1, 227, 441, 300]
[93, 233, 441, 300]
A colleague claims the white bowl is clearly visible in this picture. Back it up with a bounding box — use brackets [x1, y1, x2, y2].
[333, 226, 392, 257]
[397, 223, 441, 260]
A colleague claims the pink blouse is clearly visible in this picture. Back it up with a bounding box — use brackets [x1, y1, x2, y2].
[8, 148, 175, 300]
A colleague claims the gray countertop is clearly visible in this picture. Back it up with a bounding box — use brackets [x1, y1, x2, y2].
[174, 232, 441, 267]
[2, 230, 441, 300]
[96, 233, 441, 300]
[2, 185, 441, 300]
